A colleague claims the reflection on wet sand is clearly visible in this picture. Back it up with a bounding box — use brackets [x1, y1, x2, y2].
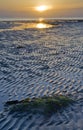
[0, 22, 53, 32]
[36, 23, 52, 28]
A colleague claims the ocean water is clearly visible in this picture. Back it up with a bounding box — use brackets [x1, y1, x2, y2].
[0, 19, 83, 130]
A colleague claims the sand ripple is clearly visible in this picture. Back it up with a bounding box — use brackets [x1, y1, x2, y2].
[0, 20, 83, 129]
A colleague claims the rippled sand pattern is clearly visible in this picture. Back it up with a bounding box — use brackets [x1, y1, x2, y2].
[0, 20, 83, 130]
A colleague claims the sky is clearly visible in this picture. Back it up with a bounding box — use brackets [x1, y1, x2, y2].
[0, 0, 83, 19]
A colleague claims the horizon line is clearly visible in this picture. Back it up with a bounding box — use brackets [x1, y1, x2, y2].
[0, 17, 83, 22]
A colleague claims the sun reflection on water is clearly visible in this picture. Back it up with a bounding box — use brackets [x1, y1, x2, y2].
[13, 22, 53, 29]
[36, 23, 52, 29]
[0, 21, 53, 32]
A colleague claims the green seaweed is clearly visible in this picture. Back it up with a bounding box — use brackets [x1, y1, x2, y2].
[5, 95, 73, 115]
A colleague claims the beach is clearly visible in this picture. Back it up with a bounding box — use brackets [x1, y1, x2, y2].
[0, 19, 83, 130]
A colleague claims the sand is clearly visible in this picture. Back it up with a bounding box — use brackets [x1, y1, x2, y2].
[0, 20, 83, 130]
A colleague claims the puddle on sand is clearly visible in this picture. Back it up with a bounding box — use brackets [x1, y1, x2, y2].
[0, 22, 53, 32]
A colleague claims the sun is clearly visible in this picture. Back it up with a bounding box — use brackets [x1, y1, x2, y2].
[35, 5, 50, 12]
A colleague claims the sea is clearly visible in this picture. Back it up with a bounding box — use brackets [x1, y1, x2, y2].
[0, 19, 83, 130]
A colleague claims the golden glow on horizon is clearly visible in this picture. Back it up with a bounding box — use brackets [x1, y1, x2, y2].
[0, 0, 83, 18]
[39, 18, 44, 22]
[35, 5, 51, 12]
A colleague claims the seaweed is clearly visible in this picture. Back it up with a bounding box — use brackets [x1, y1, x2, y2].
[5, 95, 73, 115]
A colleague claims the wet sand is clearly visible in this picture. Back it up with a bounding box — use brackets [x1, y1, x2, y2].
[0, 20, 83, 130]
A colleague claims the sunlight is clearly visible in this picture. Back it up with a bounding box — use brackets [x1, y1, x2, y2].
[35, 5, 50, 12]
[36, 23, 52, 29]
[36, 23, 46, 28]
